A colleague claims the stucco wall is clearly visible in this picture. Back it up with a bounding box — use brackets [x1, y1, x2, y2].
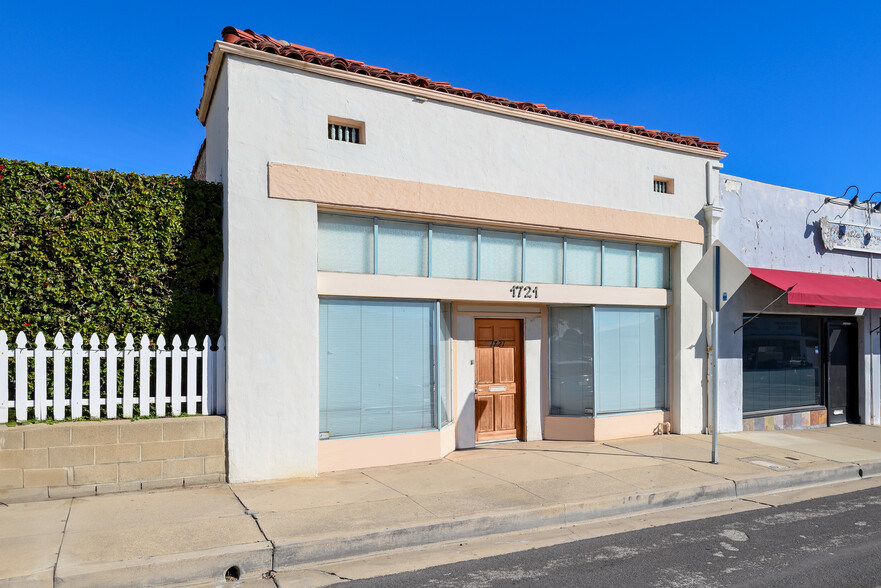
[207, 52, 720, 480]
[213, 59, 321, 482]
[0, 417, 225, 504]
[224, 55, 717, 219]
[719, 175, 881, 277]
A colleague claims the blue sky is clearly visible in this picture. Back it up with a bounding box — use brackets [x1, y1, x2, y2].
[3, 2, 879, 199]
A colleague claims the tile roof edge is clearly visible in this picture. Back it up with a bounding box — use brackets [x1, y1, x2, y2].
[198, 28, 725, 157]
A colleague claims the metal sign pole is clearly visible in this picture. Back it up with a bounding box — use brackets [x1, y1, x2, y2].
[712, 245, 720, 464]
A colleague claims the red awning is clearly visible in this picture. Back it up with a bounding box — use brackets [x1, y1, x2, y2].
[750, 267, 881, 309]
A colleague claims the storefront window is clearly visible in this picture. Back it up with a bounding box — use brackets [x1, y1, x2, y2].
[549, 307, 595, 415]
[319, 298, 451, 438]
[595, 307, 667, 413]
[549, 306, 667, 416]
[742, 315, 821, 413]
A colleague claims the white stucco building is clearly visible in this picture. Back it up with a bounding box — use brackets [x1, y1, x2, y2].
[194, 27, 726, 483]
[716, 176, 881, 433]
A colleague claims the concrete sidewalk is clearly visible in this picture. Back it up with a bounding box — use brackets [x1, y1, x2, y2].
[5, 425, 881, 587]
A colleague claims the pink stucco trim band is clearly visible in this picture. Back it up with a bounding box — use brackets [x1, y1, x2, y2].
[268, 164, 704, 244]
[750, 267, 881, 309]
[544, 411, 671, 441]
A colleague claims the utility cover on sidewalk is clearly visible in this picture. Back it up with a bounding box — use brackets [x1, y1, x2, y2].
[687, 240, 750, 310]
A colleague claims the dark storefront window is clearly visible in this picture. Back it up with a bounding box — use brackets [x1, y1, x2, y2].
[742, 315, 822, 413]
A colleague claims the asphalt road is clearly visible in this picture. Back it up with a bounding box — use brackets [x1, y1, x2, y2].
[348, 485, 881, 587]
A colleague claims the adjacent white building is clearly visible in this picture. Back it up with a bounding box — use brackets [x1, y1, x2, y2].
[716, 176, 881, 433]
[195, 27, 726, 483]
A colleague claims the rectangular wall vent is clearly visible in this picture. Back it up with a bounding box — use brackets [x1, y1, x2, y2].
[653, 176, 674, 194]
[327, 117, 365, 144]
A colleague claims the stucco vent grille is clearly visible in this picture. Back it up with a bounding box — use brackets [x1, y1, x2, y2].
[653, 176, 674, 194]
[327, 117, 365, 144]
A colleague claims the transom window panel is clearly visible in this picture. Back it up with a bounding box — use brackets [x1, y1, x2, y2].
[524, 235, 563, 284]
[432, 226, 477, 279]
[316, 213, 669, 289]
[637, 245, 669, 289]
[565, 238, 601, 286]
[549, 307, 595, 416]
[602, 242, 637, 287]
[319, 299, 444, 438]
[479, 230, 522, 282]
[377, 219, 428, 276]
[318, 213, 374, 274]
[594, 307, 667, 414]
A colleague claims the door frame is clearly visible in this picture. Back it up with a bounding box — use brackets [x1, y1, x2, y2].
[473, 317, 525, 443]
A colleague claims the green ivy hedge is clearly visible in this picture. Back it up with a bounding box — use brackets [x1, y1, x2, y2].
[0, 158, 223, 340]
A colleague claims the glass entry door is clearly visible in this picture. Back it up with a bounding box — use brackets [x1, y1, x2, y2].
[826, 319, 859, 424]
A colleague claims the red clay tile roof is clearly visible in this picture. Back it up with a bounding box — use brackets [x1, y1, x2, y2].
[211, 27, 721, 153]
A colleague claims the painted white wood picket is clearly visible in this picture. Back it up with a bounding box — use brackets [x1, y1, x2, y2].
[155, 334, 168, 418]
[122, 334, 135, 419]
[52, 333, 65, 420]
[71, 333, 84, 419]
[171, 335, 183, 417]
[0, 331, 8, 424]
[107, 334, 118, 419]
[0, 330, 225, 423]
[34, 333, 47, 421]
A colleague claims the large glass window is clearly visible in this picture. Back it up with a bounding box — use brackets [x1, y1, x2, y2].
[316, 213, 669, 290]
[438, 302, 453, 425]
[595, 307, 667, 413]
[742, 315, 821, 414]
[549, 306, 667, 416]
[549, 307, 594, 415]
[319, 298, 451, 438]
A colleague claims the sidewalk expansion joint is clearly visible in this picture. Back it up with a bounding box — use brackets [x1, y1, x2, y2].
[453, 460, 547, 502]
[52, 499, 73, 586]
[361, 471, 441, 517]
[230, 486, 279, 587]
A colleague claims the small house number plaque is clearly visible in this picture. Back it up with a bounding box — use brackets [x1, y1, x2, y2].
[509, 285, 538, 299]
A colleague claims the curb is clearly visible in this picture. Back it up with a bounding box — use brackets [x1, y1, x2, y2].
[271, 466, 878, 571]
[273, 481, 738, 569]
[53, 541, 273, 588]
[732, 464, 862, 497]
[44, 459, 881, 586]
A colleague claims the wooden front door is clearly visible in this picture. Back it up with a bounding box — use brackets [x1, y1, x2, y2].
[474, 319, 523, 442]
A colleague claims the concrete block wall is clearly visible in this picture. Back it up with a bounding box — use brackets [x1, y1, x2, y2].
[0, 416, 226, 503]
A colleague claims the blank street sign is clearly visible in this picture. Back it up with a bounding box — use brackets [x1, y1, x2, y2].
[687, 240, 750, 310]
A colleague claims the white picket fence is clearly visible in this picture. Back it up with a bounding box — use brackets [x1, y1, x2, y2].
[0, 331, 225, 424]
